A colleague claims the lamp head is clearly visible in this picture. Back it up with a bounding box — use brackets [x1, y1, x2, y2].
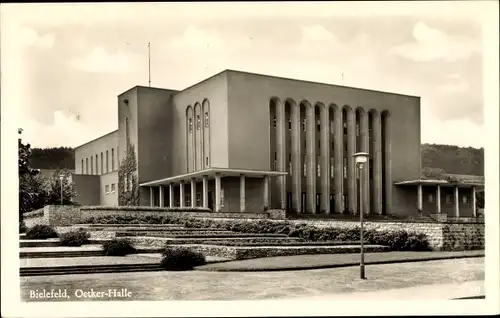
[353, 152, 369, 164]
[59, 174, 64, 180]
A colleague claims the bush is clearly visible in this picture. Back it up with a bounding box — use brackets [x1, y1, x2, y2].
[101, 238, 136, 256]
[25, 224, 58, 239]
[59, 229, 90, 246]
[160, 247, 206, 270]
[19, 221, 27, 234]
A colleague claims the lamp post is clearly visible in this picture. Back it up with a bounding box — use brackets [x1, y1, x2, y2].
[59, 174, 64, 205]
[353, 152, 369, 279]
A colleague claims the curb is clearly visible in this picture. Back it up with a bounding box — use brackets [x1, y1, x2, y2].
[194, 254, 485, 272]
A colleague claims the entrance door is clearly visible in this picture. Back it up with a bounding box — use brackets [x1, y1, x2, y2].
[301, 193, 306, 213]
[330, 194, 335, 213]
[316, 193, 321, 213]
[287, 192, 292, 213]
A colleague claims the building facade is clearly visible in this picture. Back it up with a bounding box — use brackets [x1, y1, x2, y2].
[73, 69, 479, 217]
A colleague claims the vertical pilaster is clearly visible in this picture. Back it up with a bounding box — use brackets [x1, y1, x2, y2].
[361, 111, 370, 215]
[179, 182, 185, 208]
[202, 176, 208, 208]
[347, 109, 356, 214]
[276, 99, 286, 209]
[169, 184, 174, 208]
[215, 174, 221, 212]
[306, 105, 316, 213]
[159, 186, 164, 207]
[436, 185, 441, 214]
[333, 107, 343, 213]
[383, 114, 392, 214]
[320, 105, 330, 214]
[373, 112, 383, 214]
[191, 179, 196, 208]
[240, 175, 246, 212]
[291, 103, 301, 213]
[454, 186, 460, 217]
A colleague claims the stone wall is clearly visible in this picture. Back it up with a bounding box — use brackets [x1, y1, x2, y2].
[23, 207, 49, 227]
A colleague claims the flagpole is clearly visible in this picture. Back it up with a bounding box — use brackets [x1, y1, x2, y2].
[148, 42, 151, 87]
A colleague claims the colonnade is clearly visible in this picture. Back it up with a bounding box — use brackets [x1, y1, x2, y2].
[270, 98, 391, 215]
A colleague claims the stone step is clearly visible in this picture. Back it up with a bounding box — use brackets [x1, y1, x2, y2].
[76, 226, 210, 232]
[115, 230, 233, 237]
[75, 223, 181, 228]
[19, 246, 164, 258]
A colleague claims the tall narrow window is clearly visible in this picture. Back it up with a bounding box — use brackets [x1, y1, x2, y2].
[81, 159, 84, 174]
[111, 148, 115, 171]
[205, 157, 209, 167]
[86, 158, 89, 174]
[91, 157, 93, 174]
[106, 150, 109, 173]
[125, 117, 130, 153]
[95, 155, 98, 174]
[196, 115, 201, 130]
[205, 112, 209, 127]
[100, 152, 103, 174]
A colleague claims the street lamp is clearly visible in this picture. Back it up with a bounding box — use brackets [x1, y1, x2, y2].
[59, 174, 64, 205]
[353, 151, 369, 279]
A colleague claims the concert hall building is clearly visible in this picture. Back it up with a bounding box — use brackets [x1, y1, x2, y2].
[73, 69, 480, 218]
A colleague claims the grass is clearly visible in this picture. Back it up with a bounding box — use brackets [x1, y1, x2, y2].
[196, 250, 485, 272]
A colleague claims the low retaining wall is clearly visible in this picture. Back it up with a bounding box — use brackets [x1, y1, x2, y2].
[23, 207, 48, 227]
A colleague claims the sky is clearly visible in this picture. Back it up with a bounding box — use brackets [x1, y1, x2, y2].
[1, 2, 496, 149]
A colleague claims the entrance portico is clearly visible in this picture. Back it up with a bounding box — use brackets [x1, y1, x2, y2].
[140, 168, 287, 212]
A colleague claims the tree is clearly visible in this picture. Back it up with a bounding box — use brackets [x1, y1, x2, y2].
[19, 129, 47, 219]
[46, 169, 77, 205]
[118, 143, 139, 206]
[421, 167, 447, 180]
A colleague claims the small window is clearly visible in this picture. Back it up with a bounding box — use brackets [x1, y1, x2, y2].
[111, 183, 116, 192]
[463, 196, 468, 204]
[273, 116, 276, 128]
[288, 119, 292, 130]
[196, 115, 201, 130]
[205, 157, 209, 166]
[105, 185, 110, 194]
[428, 194, 434, 203]
[189, 118, 193, 133]
[205, 112, 209, 127]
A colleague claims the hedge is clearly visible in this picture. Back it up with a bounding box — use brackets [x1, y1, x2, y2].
[83, 215, 431, 251]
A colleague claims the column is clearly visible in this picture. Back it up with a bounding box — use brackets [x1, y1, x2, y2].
[333, 107, 343, 213]
[179, 182, 185, 208]
[291, 102, 301, 213]
[191, 178, 196, 208]
[383, 113, 392, 214]
[417, 184, 422, 212]
[276, 99, 286, 209]
[472, 186, 477, 217]
[306, 105, 316, 213]
[373, 112, 383, 214]
[454, 186, 460, 217]
[169, 184, 174, 208]
[149, 187, 154, 207]
[215, 174, 221, 212]
[202, 176, 208, 209]
[436, 185, 441, 213]
[159, 186, 164, 207]
[240, 175, 246, 212]
[320, 106, 330, 214]
[361, 111, 370, 215]
[263, 175, 270, 209]
[347, 109, 356, 214]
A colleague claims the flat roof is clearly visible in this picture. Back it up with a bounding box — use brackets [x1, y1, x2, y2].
[74, 130, 118, 149]
[140, 168, 288, 186]
[394, 179, 484, 188]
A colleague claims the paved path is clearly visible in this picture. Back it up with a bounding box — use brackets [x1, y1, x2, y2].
[197, 250, 485, 271]
[20, 258, 484, 301]
[292, 280, 484, 300]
